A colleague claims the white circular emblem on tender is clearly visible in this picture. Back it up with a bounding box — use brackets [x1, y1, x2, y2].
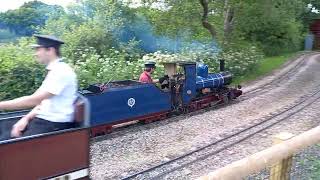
[187, 90, 192, 95]
[128, 98, 136, 108]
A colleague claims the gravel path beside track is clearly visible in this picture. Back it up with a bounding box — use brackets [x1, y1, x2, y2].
[90, 52, 320, 180]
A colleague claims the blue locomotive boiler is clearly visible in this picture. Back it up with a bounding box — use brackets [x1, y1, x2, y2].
[196, 63, 233, 90]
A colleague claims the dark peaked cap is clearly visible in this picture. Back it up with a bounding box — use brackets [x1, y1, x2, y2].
[31, 34, 65, 48]
[144, 61, 156, 68]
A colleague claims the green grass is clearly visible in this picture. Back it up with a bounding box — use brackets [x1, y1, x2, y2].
[299, 144, 320, 179]
[232, 52, 300, 85]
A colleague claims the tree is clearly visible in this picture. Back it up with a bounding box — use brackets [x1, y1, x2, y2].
[231, 0, 306, 55]
[199, 0, 217, 40]
[134, 0, 224, 47]
[0, 0, 64, 36]
[300, 0, 320, 30]
[41, 0, 142, 59]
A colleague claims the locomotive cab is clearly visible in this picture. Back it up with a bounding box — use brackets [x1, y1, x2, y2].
[162, 62, 197, 111]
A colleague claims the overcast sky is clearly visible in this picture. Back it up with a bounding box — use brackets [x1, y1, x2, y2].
[0, 0, 76, 12]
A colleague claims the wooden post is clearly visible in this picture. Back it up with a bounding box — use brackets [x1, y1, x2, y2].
[269, 132, 295, 180]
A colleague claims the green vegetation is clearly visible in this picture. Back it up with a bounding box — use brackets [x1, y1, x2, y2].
[232, 52, 300, 85]
[0, 38, 45, 100]
[309, 144, 320, 178]
[0, 28, 17, 43]
[0, 1, 63, 36]
[297, 144, 320, 179]
[0, 0, 319, 100]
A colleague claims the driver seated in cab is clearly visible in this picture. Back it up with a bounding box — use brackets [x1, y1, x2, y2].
[139, 61, 158, 83]
[139, 61, 169, 89]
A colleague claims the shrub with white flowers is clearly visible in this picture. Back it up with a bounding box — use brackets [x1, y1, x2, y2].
[72, 47, 143, 88]
[73, 44, 263, 88]
[218, 45, 264, 76]
[136, 45, 263, 79]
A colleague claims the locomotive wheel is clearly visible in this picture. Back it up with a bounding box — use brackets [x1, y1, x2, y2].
[176, 106, 186, 114]
[228, 91, 236, 100]
[222, 94, 229, 104]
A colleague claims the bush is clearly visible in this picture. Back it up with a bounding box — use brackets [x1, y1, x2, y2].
[218, 43, 264, 76]
[0, 38, 45, 100]
[135, 43, 263, 81]
[73, 47, 143, 88]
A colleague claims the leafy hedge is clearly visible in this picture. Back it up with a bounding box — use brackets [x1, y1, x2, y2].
[0, 38, 45, 100]
[72, 46, 143, 88]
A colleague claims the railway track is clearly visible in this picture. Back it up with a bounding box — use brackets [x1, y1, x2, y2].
[241, 52, 316, 100]
[119, 84, 320, 180]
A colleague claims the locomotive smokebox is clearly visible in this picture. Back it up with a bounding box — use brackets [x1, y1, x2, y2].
[219, 59, 225, 72]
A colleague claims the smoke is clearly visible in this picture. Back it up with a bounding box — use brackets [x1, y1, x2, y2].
[117, 14, 220, 53]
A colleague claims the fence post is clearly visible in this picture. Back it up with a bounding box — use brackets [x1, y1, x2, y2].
[269, 132, 295, 180]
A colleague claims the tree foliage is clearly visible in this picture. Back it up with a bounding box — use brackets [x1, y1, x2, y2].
[0, 0, 318, 99]
[41, 0, 142, 59]
[134, 0, 312, 55]
[136, 0, 223, 42]
[233, 0, 306, 55]
[0, 38, 45, 100]
[300, 0, 320, 29]
[0, 1, 64, 36]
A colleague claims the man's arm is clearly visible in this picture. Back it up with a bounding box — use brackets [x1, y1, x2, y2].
[11, 105, 40, 137]
[0, 90, 54, 110]
[23, 105, 40, 121]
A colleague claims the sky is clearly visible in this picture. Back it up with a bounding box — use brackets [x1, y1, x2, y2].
[0, 0, 77, 12]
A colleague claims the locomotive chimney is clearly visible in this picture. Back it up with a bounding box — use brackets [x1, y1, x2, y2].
[219, 59, 225, 72]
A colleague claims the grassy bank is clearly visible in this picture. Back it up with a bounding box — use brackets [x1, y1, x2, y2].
[232, 52, 301, 85]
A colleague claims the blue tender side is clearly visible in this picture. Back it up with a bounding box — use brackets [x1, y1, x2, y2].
[84, 82, 172, 126]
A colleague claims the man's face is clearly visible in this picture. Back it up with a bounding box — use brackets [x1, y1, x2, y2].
[150, 67, 155, 74]
[34, 47, 51, 64]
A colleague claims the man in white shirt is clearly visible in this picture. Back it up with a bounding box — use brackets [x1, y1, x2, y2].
[0, 35, 77, 140]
